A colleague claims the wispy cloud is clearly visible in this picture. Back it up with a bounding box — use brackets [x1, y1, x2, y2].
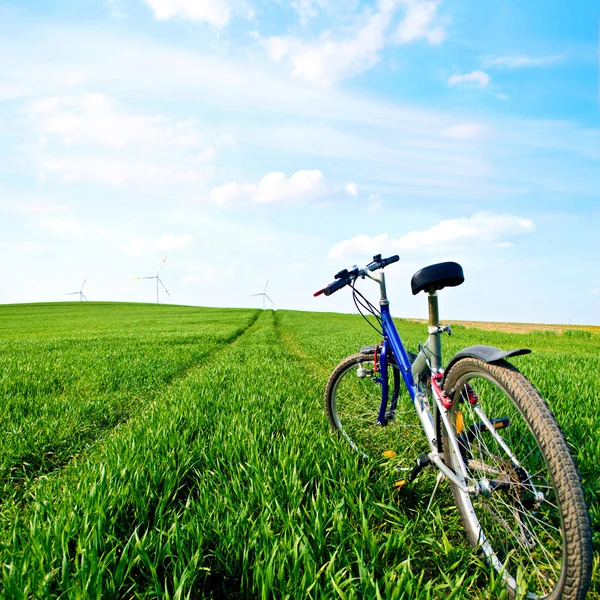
[480, 54, 564, 69]
[22, 93, 217, 186]
[262, 10, 393, 87]
[24, 93, 201, 148]
[448, 70, 490, 88]
[393, 0, 445, 45]
[17, 203, 71, 215]
[141, 0, 231, 27]
[262, 0, 445, 86]
[39, 156, 214, 186]
[290, 0, 360, 25]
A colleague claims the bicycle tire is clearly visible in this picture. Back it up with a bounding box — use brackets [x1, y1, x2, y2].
[325, 353, 426, 460]
[442, 357, 592, 599]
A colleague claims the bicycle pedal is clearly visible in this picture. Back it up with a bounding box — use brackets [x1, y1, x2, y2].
[382, 450, 397, 459]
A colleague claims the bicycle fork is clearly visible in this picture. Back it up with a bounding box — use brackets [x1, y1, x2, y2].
[375, 341, 401, 426]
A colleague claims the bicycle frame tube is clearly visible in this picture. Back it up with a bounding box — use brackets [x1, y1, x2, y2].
[364, 269, 475, 492]
[379, 306, 437, 449]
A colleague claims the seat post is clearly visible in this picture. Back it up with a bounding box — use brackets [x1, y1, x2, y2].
[427, 291, 442, 371]
[428, 290, 440, 327]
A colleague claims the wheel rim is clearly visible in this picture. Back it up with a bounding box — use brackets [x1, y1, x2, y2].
[447, 371, 564, 599]
[330, 359, 426, 460]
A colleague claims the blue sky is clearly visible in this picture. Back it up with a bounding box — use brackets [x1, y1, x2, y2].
[1, 0, 598, 324]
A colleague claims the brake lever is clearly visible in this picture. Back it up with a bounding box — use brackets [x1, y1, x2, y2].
[366, 254, 383, 271]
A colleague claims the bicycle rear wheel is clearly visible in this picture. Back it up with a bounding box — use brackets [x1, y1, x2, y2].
[325, 353, 425, 460]
[442, 357, 591, 599]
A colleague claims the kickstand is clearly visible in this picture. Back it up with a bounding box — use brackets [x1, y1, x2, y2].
[426, 471, 446, 512]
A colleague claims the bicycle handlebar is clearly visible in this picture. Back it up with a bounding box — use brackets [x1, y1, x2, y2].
[367, 254, 399, 271]
[314, 254, 399, 297]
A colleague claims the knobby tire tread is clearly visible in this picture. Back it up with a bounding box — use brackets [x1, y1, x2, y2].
[443, 357, 592, 600]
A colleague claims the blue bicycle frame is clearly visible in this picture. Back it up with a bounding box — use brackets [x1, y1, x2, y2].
[363, 269, 447, 469]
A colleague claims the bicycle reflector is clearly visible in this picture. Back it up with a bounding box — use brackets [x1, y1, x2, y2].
[313, 288, 326, 297]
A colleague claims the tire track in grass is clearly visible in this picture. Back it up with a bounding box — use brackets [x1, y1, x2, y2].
[1, 311, 347, 597]
[1, 310, 275, 597]
[0, 309, 261, 510]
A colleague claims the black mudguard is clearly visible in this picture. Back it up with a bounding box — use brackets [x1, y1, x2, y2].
[443, 345, 531, 383]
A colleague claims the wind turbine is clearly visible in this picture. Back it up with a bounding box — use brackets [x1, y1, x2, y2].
[65, 278, 87, 301]
[251, 280, 275, 310]
[134, 257, 171, 304]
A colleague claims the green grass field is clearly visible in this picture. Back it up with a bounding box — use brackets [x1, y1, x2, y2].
[0, 302, 598, 598]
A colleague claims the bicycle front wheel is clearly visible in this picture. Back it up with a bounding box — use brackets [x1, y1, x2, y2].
[442, 357, 591, 599]
[325, 353, 425, 460]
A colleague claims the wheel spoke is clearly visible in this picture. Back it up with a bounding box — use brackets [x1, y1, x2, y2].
[440, 359, 586, 599]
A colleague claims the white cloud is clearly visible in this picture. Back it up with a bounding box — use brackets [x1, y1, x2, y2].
[497, 93, 510, 101]
[263, 0, 445, 86]
[448, 70, 490, 88]
[443, 123, 484, 139]
[24, 94, 201, 148]
[329, 212, 535, 260]
[142, 0, 231, 27]
[394, 0, 445, 45]
[263, 10, 391, 87]
[592, 288, 600, 296]
[346, 182, 358, 196]
[480, 54, 563, 70]
[290, 0, 359, 24]
[40, 157, 213, 185]
[24, 94, 219, 186]
[18, 203, 71, 215]
[211, 170, 327, 204]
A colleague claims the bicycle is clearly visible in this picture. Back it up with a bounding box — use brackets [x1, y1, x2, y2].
[314, 254, 592, 599]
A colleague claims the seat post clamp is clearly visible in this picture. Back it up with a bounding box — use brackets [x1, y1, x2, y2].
[428, 325, 452, 336]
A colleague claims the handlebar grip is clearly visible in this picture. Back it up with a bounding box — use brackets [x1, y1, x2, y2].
[382, 255, 399, 267]
[323, 278, 348, 296]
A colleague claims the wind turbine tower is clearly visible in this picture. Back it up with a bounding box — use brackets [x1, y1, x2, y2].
[134, 257, 171, 304]
[251, 280, 275, 310]
[65, 278, 87, 301]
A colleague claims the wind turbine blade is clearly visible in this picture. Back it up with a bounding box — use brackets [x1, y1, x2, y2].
[65, 292, 78, 295]
[156, 256, 167, 277]
[82, 293, 87, 301]
[158, 277, 171, 297]
[265, 294, 275, 307]
[250, 293, 262, 297]
[80, 278, 87, 292]
[264, 279, 269, 294]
